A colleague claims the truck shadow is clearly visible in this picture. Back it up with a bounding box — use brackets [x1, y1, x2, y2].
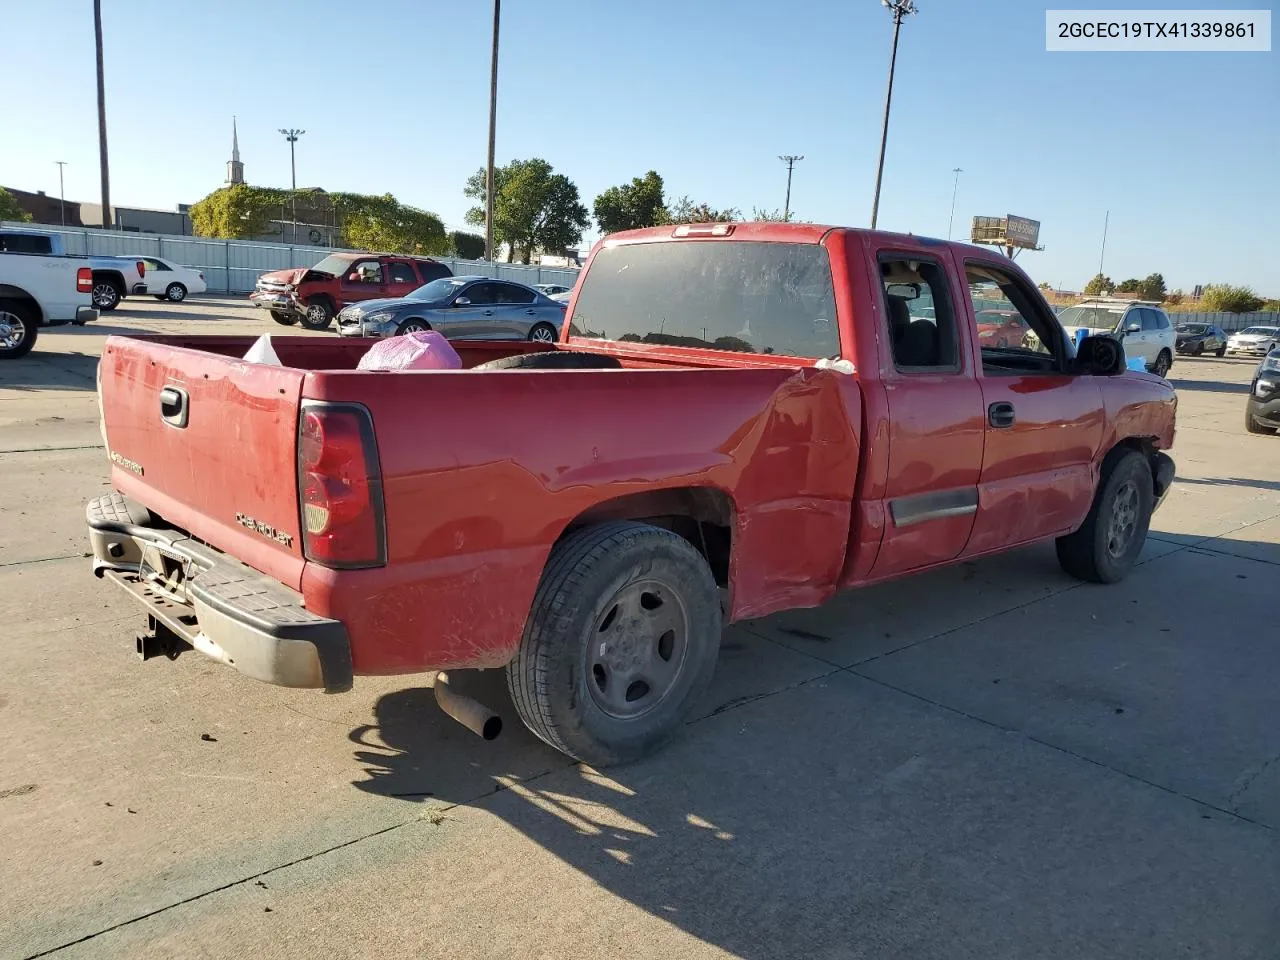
[1167, 377, 1251, 395]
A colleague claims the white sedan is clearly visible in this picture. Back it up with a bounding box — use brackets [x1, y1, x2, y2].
[139, 257, 207, 302]
[1226, 326, 1280, 357]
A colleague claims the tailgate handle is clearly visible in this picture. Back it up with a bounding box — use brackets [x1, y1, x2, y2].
[159, 386, 189, 428]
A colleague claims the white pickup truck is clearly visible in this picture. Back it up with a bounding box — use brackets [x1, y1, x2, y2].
[0, 248, 98, 359]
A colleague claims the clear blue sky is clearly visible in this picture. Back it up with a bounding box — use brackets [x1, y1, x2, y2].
[3, 0, 1277, 294]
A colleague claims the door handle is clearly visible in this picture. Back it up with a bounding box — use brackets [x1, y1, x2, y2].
[159, 385, 189, 428]
[483, 309, 494, 316]
[988, 401, 1015, 428]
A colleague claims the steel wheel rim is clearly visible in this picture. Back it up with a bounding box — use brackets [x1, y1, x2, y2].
[586, 577, 690, 720]
[92, 284, 115, 307]
[0, 310, 25, 350]
[530, 325, 555, 343]
[307, 305, 326, 323]
[1106, 479, 1139, 558]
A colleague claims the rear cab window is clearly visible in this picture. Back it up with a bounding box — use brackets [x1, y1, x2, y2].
[569, 240, 840, 359]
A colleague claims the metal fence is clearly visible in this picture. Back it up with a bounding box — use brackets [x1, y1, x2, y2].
[1, 222, 581, 294]
[1050, 305, 1280, 332]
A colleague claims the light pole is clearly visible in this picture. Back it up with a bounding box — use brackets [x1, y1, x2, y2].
[93, 0, 112, 228]
[1098, 209, 1110, 278]
[869, 0, 917, 229]
[55, 161, 67, 226]
[485, 0, 501, 262]
[278, 128, 305, 243]
[947, 166, 962, 239]
[779, 155, 803, 222]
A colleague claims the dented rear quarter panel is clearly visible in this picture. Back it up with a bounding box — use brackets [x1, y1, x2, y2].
[1098, 370, 1178, 451]
[300, 364, 862, 674]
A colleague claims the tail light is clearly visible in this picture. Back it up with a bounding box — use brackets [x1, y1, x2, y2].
[297, 402, 386, 568]
[76, 267, 92, 293]
[136, 260, 145, 278]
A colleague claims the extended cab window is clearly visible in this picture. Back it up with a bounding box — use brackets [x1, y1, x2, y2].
[965, 264, 1063, 374]
[879, 257, 959, 370]
[568, 241, 839, 358]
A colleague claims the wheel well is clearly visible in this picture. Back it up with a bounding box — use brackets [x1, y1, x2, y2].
[0, 287, 42, 324]
[1106, 437, 1164, 494]
[307, 293, 335, 308]
[92, 270, 125, 292]
[560, 487, 735, 587]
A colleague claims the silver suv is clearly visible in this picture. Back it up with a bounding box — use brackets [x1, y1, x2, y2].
[1056, 298, 1175, 377]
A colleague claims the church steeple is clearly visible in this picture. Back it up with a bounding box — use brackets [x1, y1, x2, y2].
[226, 117, 245, 186]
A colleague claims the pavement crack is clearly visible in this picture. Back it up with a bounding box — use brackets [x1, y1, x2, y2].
[845, 668, 1275, 833]
[0, 554, 86, 569]
[1229, 752, 1280, 808]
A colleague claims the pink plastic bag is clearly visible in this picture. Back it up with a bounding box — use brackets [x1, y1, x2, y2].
[356, 330, 462, 372]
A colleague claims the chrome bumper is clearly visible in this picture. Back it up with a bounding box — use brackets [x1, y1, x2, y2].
[86, 492, 352, 692]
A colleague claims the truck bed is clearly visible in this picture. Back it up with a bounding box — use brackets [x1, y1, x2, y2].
[97, 334, 865, 674]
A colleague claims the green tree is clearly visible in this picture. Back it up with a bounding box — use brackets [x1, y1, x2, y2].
[1201, 283, 1264, 313]
[0, 187, 32, 223]
[593, 171, 667, 235]
[1262, 299, 1280, 313]
[189, 184, 282, 238]
[664, 196, 740, 224]
[1138, 273, 1167, 302]
[449, 230, 485, 259]
[1083, 273, 1115, 296]
[332, 192, 447, 256]
[1115, 278, 1141, 296]
[464, 159, 589, 263]
[752, 207, 792, 222]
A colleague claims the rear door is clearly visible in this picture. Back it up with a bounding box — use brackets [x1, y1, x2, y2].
[960, 259, 1105, 554]
[866, 245, 985, 579]
[98, 339, 307, 589]
[384, 260, 421, 299]
[490, 282, 538, 338]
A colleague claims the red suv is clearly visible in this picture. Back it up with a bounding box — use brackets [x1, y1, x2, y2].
[249, 253, 452, 330]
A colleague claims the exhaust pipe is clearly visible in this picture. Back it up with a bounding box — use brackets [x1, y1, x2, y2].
[433, 672, 503, 741]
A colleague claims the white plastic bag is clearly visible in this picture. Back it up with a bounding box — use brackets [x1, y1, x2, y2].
[357, 330, 463, 372]
[243, 334, 283, 366]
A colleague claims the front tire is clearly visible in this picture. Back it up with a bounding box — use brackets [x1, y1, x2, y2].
[299, 298, 334, 331]
[1216, 345, 1227, 358]
[165, 283, 187, 302]
[0, 299, 39, 360]
[1245, 398, 1274, 435]
[1193, 342, 1204, 356]
[1056, 449, 1153, 584]
[507, 521, 722, 766]
[397, 319, 430, 335]
[269, 310, 297, 326]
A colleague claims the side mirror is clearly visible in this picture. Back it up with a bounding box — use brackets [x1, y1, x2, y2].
[1075, 334, 1126, 376]
[453, 297, 471, 306]
[1123, 321, 1141, 334]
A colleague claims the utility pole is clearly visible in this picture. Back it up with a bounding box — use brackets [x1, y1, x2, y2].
[55, 162, 67, 226]
[278, 129, 305, 243]
[93, 0, 112, 228]
[779, 155, 803, 222]
[485, 0, 501, 262]
[1098, 210, 1110, 278]
[947, 167, 962, 239]
[869, 0, 917, 229]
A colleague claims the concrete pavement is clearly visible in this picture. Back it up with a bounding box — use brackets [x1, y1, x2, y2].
[2, 299, 1277, 958]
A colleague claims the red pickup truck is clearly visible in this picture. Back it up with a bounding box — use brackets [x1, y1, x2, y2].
[248, 252, 452, 331]
[87, 223, 1176, 765]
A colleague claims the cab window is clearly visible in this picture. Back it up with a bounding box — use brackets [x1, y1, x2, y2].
[879, 257, 959, 371]
[965, 263, 1065, 374]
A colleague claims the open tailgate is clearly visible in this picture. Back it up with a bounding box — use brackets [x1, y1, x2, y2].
[98, 336, 307, 591]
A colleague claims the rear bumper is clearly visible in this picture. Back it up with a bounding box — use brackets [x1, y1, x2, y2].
[86, 491, 353, 692]
[75, 305, 98, 325]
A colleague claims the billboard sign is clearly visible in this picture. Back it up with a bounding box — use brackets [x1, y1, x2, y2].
[1004, 214, 1040, 249]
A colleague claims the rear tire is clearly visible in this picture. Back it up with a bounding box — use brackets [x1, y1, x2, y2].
[91, 279, 121, 312]
[1245, 398, 1273, 435]
[0, 298, 39, 360]
[165, 283, 187, 302]
[474, 351, 622, 371]
[527, 323, 558, 343]
[299, 298, 334, 331]
[506, 521, 722, 766]
[270, 310, 297, 326]
[1056, 449, 1153, 584]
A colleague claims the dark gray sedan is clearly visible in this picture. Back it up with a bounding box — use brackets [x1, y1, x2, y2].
[336, 276, 566, 342]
